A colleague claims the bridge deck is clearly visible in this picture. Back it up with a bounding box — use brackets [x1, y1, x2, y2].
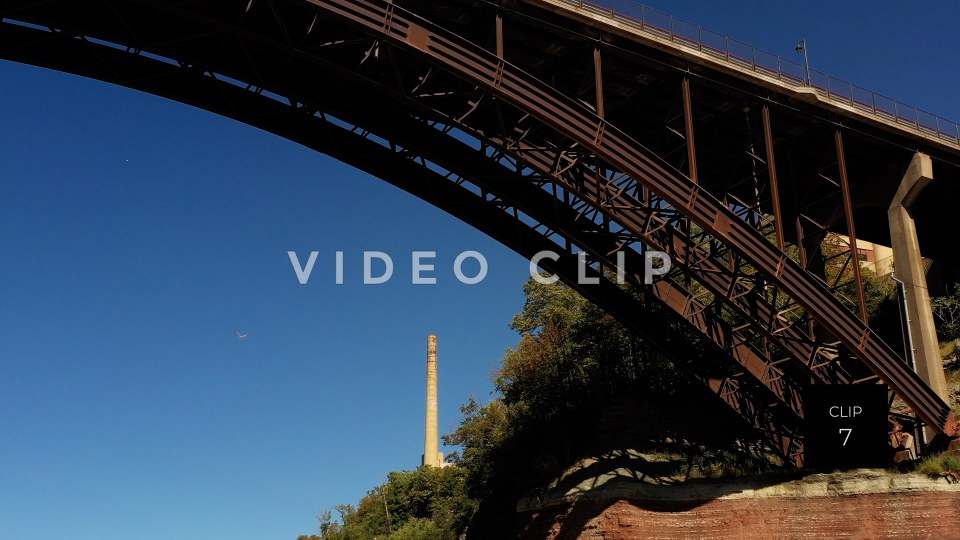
[530, 0, 960, 155]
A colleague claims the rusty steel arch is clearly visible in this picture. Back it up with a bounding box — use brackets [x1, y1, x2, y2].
[0, 0, 953, 462]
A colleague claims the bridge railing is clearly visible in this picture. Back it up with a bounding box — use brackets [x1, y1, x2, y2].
[564, 0, 960, 145]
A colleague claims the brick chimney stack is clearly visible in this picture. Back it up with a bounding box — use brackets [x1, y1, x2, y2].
[422, 334, 442, 467]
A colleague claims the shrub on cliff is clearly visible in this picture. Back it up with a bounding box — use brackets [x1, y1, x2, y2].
[916, 452, 960, 478]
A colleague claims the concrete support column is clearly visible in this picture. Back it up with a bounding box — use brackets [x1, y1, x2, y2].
[422, 334, 442, 467]
[889, 153, 949, 404]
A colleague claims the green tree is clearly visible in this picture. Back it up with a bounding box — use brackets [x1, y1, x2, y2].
[298, 466, 474, 540]
[933, 285, 960, 342]
[386, 518, 447, 540]
[442, 398, 508, 498]
[495, 277, 680, 421]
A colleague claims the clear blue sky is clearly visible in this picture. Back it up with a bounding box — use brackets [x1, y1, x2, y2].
[0, 2, 957, 539]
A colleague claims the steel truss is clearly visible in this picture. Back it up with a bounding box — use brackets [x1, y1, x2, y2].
[0, 0, 952, 462]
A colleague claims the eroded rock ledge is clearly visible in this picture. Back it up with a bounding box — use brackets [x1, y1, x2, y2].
[517, 469, 960, 539]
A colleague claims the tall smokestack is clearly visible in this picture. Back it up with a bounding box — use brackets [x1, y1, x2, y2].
[422, 334, 442, 467]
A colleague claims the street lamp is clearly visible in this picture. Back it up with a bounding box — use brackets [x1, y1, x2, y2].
[795, 38, 811, 85]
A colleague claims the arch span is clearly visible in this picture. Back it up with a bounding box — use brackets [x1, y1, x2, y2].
[0, 0, 952, 460]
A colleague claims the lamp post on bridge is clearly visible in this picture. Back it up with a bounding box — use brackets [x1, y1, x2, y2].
[795, 38, 811, 85]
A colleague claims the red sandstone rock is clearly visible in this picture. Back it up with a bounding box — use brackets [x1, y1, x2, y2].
[519, 473, 960, 540]
[519, 492, 960, 539]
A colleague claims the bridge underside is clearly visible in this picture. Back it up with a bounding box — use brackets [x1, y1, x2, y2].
[1, 0, 956, 464]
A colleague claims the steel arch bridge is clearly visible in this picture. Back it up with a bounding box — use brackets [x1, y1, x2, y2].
[2, 0, 958, 465]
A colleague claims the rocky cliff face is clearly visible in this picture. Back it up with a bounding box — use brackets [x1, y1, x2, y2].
[516, 470, 960, 539]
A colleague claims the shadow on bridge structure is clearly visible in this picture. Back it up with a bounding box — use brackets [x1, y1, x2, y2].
[2, 0, 959, 466]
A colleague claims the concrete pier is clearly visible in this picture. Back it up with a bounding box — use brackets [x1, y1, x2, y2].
[888, 153, 949, 405]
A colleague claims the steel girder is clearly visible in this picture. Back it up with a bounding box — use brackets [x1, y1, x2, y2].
[0, 0, 951, 453]
[297, 0, 951, 433]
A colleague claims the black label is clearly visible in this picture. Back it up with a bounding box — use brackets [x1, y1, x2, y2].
[804, 385, 888, 469]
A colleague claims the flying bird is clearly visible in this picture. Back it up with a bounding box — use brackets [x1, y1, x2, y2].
[236, 331, 248, 341]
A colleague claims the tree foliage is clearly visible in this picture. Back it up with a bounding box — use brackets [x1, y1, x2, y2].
[497, 278, 683, 419]
[933, 285, 960, 342]
[297, 466, 475, 540]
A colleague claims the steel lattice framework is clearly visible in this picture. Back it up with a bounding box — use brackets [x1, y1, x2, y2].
[1, 0, 956, 465]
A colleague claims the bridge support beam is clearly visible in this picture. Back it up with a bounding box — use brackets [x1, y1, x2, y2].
[682, 77, 697, 183]
[762, 106, 784, 251]
[495, 11, 504, 59]
[594, 45, 604, 119]
[836, 131, 868, 323]
[889, 153, 949, 410]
